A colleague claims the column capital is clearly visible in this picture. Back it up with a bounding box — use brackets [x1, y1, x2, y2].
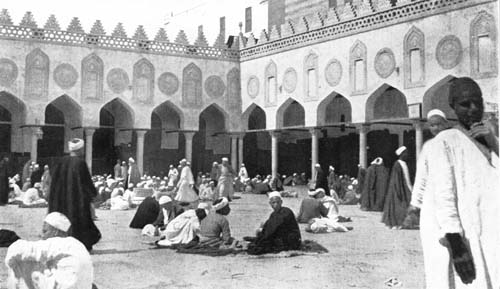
[309, 128, 321, 136]
[356, 124, 370, 133]
[183, 131, 197, 139]
[84, 128, 96, 135]
[268, 130, 280, 138]
[412, 120, 425, 130]
[135, 129, 148, 138]
[30, 126, 44, 140]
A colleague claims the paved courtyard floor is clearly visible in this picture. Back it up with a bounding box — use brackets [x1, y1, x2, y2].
[1, 187, 424, 289]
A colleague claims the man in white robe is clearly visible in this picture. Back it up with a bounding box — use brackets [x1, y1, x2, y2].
[175, 159, 198, 203]
[5, 212, 93, 289]
[217, 158, 236, 201]
[422, 77, 499, 289]
[167, 165, 178, 188]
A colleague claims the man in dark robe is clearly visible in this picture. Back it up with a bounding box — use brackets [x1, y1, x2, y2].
[121, 161, 128, 184]
[0, 156, 12, 205]
[313, 164, 330, 196]
[48, 138, 101, 251]
[360, 157, 389, 211]
[296, 191, 328, 223]
[247, 192, 301, 255]
[355, 164, 366, 196]
[129, 196, 160, 229]
[382, 147, 413, 229]
[30, 164, 43, 187]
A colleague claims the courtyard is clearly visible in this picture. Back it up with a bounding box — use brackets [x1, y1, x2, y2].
[1, 187, 424, 289]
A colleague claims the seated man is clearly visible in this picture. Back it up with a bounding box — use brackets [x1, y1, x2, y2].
[199, 197, 234, 246]
[296, 190, 329, 223]
[307, 188, 351, 233]
[199, 180, 216, 202]
[5, 212, 93, 289]
[147, 196, 184, 235]
[157, 208, 208, 247]
[247, 192, 302, 255]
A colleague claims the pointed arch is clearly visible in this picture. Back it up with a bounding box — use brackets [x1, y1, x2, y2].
[0, 92, 26, 153]
[46, 95, 82, 128]
[242, 103, 266, 130]
[366, 84, 408, 122]
[81, 53, 104, 100]
[25, 48, 49, 99]
[182, 62, 202, 107]
[423, 75, 458, 120]
[0, 91, 26, 124]
[350, 40, 367, 94]
[199, 103, 228, 132]
[265, 60, 278, 105]
[470, 11, 498, 78]
[317, 92, 352, 126]
[133, 58, 155, 104]
[276, 98, 305, 128]
[404, 26, 425, 88]
[99, 97, 135, 128]
[152, 100, 184, 130]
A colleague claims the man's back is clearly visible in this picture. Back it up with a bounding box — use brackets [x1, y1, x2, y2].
[297, 198, 328, 223]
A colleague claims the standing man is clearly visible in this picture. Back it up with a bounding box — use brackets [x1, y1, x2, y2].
[360, 157, 390, 211]
[127, 157, 141, 186]
[175, 159, 198, 203]
[0, 155, 12, 205]
[421, 77, 499, 288]
[217, 158, 236, 201]
[313, 164, 330, 196]
[48, 138, 101, 251]
[120, 161, 128, 184]
[382, 146, 412, 229]
[114, 159, 122, 179]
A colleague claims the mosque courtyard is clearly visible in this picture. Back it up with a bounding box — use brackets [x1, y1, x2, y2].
[1, 187, 424, 289]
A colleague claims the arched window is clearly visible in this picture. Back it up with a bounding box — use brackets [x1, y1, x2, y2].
[470, 11, 497, 78]
[349, 40, 367, 94]
[404, 27, 425, 88]
[265, 61, 277, 106]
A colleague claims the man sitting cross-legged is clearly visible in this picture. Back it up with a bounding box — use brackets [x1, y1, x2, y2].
[247, 192, 301, 255]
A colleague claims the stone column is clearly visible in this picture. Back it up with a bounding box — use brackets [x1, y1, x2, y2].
[135, 130, 147, 176]
[270, 131, 279, 178]
[238, 134, 244, 168]
[358, 124, 369, 169]
[414, 121, 424, 160]
[84, 128, 95, 174]
[30, 127, 43, 162]
[184, 132, 196, 163]
[231, 135, 238, 170]
[310, 128, 320, 179]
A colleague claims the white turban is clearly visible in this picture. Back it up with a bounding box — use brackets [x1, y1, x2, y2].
[213, 197, 229, 211]
[158, 196, 172, 205]
[197, 202, 211, 215]
[222, 157, 229, 162]
[268, 191, 282, 199]
[395, 146, 407, 156]
[308, 188, 324, 197]
[314, 163, 321, 168]
[128, 157, 135, 163]
[427, 109, 446, 120]
[68, 138, 84, 152]
[44, 212, 71, 232]
[371, 157, 383, 165]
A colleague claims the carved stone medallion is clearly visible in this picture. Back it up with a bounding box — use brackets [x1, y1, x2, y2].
[158, 72, 179, 96]
[436, 35, 462, 69]
[374, 48, 396, 78]
[325, 59, 342, 87]
[54, 63, 78, 89]
[204, 75, 225, 98]
[107, 68, 129, 94]
[247, 76, 259, 98]
[0, 58, 18, 87]
[283, 68, 297, 93]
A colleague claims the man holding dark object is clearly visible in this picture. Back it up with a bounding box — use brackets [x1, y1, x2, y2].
[421, 77, 498, 288]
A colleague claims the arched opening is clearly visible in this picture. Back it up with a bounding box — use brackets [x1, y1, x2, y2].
[39, 95, 82, 163]
[276, 99, 309, 177]
[192, 104, 229, 174]
[316, 93, 358, 176]
[94, 98, 134, 174]
[0, 92, 26, 157]
[423, 75, 457, 121]
[146, 101, 185, 175]
[242, 104, 270, 177]
[366, 85, 413, 174]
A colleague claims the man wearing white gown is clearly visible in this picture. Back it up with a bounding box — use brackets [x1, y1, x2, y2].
[175, 159, 198, 203]
[5, 212, 93, 289]
[421, 77, 499, 289]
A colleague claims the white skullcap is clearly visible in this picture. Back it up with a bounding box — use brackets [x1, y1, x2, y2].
[352, 180, 358, 185]
[329, 166, 334, 170]
[222, 157, 229, 162]
[128, 157, 135, 163]
[268, 191, 282, 199]
[427, 109, 446, 120]
[371, 157, 383, 165]
[213, 197, 229, 211]
[348, 185, 353, 190]
[308, 188, 324, 197]
[310, 222, 319, 232]
[395, 146, 407, 156]
[314, 163, 321, 167]
[158, 196, 172, 205]
[180, 159, 187, 164]
[44, 212, 71, 232]
[241, 163, 245, 167]
[68, 138, 84, 152]
[197, 202, 211, 215]
[127, 183, 134, 188]
[34, 182, 42, 189]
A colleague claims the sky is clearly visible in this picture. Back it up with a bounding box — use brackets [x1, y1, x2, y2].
[3, 0, 268, 44]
